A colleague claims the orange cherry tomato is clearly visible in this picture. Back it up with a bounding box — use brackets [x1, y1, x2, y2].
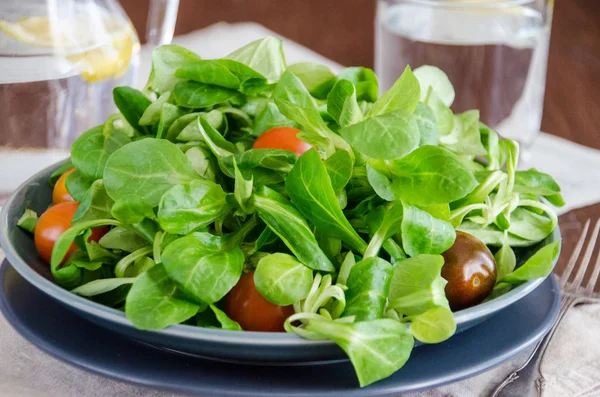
[52, 168, 76, 204]
[225, 271, 294, 332]
[252, 127, 312, 157]
[34, 202, 108, 264]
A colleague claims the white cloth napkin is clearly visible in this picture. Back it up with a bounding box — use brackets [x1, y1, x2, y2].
[1, 21, 600, 397]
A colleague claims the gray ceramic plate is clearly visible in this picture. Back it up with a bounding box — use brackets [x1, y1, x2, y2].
[0, 260, 561, 395]
[0, 161, 561, 363]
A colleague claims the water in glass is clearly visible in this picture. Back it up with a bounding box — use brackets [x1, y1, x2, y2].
[376, 0, 553, 157]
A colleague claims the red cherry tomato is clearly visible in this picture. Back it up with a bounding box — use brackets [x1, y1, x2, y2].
[34, 202, 108, 264]
[52, 168, 76, 204]
[225, 271, 294, 332]
[252, 127, 312, 157]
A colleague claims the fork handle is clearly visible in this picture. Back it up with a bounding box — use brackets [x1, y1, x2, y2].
[490, 295, 579, 397]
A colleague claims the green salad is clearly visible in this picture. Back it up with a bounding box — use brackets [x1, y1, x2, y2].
[18, 37, 563, 387]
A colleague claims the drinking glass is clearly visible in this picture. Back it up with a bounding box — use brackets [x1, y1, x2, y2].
[375, 0, 553, 160]
[0, 0, 179, 202]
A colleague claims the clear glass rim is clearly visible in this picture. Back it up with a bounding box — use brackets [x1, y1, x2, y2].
[387, 0, 536, 8]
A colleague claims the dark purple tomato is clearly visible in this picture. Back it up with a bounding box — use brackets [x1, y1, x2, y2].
[441, 231, 497, 311]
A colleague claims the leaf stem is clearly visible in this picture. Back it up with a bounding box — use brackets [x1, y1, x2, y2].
[115, 246, 153, 278]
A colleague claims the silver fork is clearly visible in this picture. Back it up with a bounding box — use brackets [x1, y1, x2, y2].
[491, 219, 600, 397]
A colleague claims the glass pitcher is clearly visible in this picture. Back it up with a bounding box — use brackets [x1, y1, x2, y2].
[0, 0, 179, 201]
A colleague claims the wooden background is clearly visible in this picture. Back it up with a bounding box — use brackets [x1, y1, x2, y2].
[120, 0, 600, 277]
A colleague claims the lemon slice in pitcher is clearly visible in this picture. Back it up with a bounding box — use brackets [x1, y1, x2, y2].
[67, 27, 138, 82]
[0, 15, 139, 82]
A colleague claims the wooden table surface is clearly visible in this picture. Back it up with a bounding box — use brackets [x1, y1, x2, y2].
[121, 0, 600, 278]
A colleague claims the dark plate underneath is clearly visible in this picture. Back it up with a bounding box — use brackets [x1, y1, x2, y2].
[0, 261, 560, 396]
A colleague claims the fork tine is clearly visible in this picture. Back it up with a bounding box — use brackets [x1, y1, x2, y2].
[583, 251, 600, 297]
[571, 219, 600, 292]
[584, 224, 600, 296]
[560, 219, 591, 289]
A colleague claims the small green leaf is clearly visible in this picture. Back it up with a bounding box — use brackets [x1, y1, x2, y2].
[98, 227, 149, 252]
[73, 180, 114, 223]
[65, 170, 93, 202]
[185, 146, 219, 181]
[176, 111, 225, 142]
[506, 207, 555, 243]
[286, 149, 367, 254]
[156, 103, 186, 139]
[139, 91, 172, 126]
[408, 306, 456, 344]
[370, 65, 420, 116]
[327, 79, 362, 127]
[146, 44, 202, 93]
[103, 139, 200, 207]
[364, 201, 404, 258]
[111, 195, 156, 224]
[161, 233, 244, 304]
[514, 169, 562, 196]
[254, 253, 313, 305]
[165, 112, 202, 141]
[175, 60, 241, 89]
[288, 62, 335, 94]
[72, 278, 137, 297]
[125, 264, 200, 330]
[48, 159, 74, 187]
[71, 125, 131, 181]
[209, 304, 242, 331]
[498, 240, 561, 285]
[343, 257, 393, 321]
[425, 91, 454, 138]
[305, 319, 414, 387]
[17, 208, 38, 233]
[388, 254, 450, 316]
[414, 65, 455, 107]
[273, 70, 336, 155]
[366, 161, 396, 201]
[158, 179, 232, 235]
[198, 117, 237, 157]
[401, 202, 456, 257]
[50, 219, 121, 269]
[254, 186, 335, 273]
[173, 80, 239, 109]
[224, 36, 286, 83]
[495, 240, 517, 280]
[389, 145, 478, 205]
[413, 102, 438, 146]
[114, 246, 153, 278]
[219, 149, 296, 178]
[216, 59, 269, 94]
[340, 109, 419, 160]
[457, 221, 536, 247]
[253, 99, 298, 136]
[329, 67, 379, 102]
[325, 150, 353, 192]
[113, 87, 152, 135]
[233, 161, 254, 214]
[336, 252, 356, 286]
[440, 110, 486, 156]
